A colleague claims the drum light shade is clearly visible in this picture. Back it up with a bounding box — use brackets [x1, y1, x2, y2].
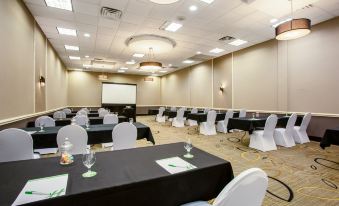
[139, 61, 162, 72]
[275, 18, 311, 41]
[149, 0, 180, 4]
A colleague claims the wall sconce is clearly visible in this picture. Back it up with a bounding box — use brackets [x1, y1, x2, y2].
[39, 76, 45, 87]
[219, 84, 225, 93]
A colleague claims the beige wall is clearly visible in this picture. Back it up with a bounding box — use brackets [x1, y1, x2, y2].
[68, 71, 161, 106]
[0, 0, 68, 122]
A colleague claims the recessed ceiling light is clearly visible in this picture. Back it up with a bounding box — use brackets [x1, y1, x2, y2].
[84, 33, 91, 37]
[270, 18, 278, 23]
[117, 70, 125, 73]
[200, 0, 214, 4]
[57, 27, 76, 36]
[189, 5, 198, 11]
[45, 0, 72, 11]
[165, 22, 182, 32]
[69, 56, 80, 60]
[168, 64, 172, 67]
[133, 53, 144, 58]
[149, 0, 180, 4]
[83, 64, 91, 68]
[126, 60, 135, 65]
[272, 18, 292, 28]
[159, 70, 167, 73]
[85, 55, 89, 58]
[228, 39, 247, 46]
[209, 48, 224, 54]
[183, 60, 194, 64]
[64, 45, 79, 51]
[120, 67, 129, 70]
[196, 51, 202, 54]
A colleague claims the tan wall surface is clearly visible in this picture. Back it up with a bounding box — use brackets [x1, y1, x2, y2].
[34, 24, 46, 112]
[68, 71, 161, 106]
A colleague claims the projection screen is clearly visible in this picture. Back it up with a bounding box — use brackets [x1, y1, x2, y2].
[101, 83, 137, 104]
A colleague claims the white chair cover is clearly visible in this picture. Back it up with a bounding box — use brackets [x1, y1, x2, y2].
[63, 108, 72, 114]
[239, 109, 246, 118]
[81, 108, 90, 113]
[99, 109, 109, 117]
[57, 125, 88, 155]
[98, 108, 105, 112]
[170, 107, 177, 112]
[203, 108, 210, 114]
[274, 114, 297, 147]
[200, 110, 217, 135]
[103, 114, 119, 124]
[249, 114, 278, 152]
[181, 168, 268, 206]
[0, 128, 36, 162]
[187, 108, 198, 126]
[217, 110, 234, 133]
[35, 116, 56, 127]
[53, 111, 66, 119]
[172, 108, 185, 127]
[77, 110, 88, 116]
[73, 115, 89, 126]
[293, 113, 312, 144]
[156, 107, 166, 123]
[112, 122, 137, 150]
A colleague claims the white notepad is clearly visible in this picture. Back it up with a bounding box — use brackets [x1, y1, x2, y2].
[27, 131, 37, 135]
[156, 157, 197, 174]
[12, 174, 68, 206]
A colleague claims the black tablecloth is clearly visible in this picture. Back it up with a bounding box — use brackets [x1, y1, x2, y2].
[26, 116, 128, 127]
[0, 143, 233, 206]
[52, 113, 100, 118]
[320, 127, 339, 149]
[186, 113, 226, 123]
[164, 110, 191, 118]
[22, 122, 155, 148]
[148, 109, 159, 115]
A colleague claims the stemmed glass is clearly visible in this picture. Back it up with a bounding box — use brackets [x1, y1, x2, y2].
[85, 120, 90, 130]
[39, 123, 45, 132]
[129, 118, 134, 124]
[252, 113, 255, 119]
[184, 139, 194, 158]
[82, 151, 97, 178]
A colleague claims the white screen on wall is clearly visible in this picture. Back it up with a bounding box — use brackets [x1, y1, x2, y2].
[101, 83, 137, 104]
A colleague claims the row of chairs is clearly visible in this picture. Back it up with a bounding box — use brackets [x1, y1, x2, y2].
[0, 122, 137, 163]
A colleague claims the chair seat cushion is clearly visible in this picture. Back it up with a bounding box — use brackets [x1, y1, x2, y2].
[181, 201, 211, 206]
[252, 130, 264, 136]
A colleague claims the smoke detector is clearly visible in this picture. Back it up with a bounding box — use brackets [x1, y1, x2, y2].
[101, 7, 122, 20]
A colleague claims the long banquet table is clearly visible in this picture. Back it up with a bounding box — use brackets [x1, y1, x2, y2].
[186, 112, 240, 124]
[0, 143, 233, 206]
[22, 122, 155, 148]
[26, 116, 128, 127]
[48, 113, 100, 118]
[320, 127, 339, 149]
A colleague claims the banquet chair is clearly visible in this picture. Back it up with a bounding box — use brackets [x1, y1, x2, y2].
[82, 108, 90, 113]
[249, 114, 278, 152]
[170, 107, 177, 112]
[239, 109, 247, 118]
[293, 113, 312, 144]
[0, 128, 40, 162]
[112, 122, 137, 150]
[181, 168, 268, 206]
[77, 110, 88, 116]
[203, 108, 210, 114]
[98, 108, 105, 113]
[172, 108, 185, 127]
[63, 108, 72, 114]
[217, 110, 234, 133]
[274, 113, 297, 147]
[57, 125, 88, 155]
[187, 108, 198, 126]
[103, 114, 119, 124]
[73, 115, 89, 126]
[53, 111, 66, 119]
[200, 110, 217, 135]
[156, 107, 166, 123]
[35, 116, 56, 127]
[99, 109, 109, 117]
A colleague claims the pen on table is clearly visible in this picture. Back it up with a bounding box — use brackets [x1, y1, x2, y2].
[25, 191, 49, 196]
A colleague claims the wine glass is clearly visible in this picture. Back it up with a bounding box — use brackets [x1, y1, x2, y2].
[82, 151, 97, 178]
[129, 118, 134, 124]
[184, 139, 194, 158]
[252, 113, 255, 119]
[85, 120, 90, 130]
[39, 123, 45, 132]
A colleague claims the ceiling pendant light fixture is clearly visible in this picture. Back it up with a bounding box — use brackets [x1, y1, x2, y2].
[149, 0, 180, 4]
[139, 48, 163, 73]
[275, 0, 311, 41]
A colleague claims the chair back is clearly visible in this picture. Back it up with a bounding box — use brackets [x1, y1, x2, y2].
[285, 113, 297, 134]
[176, 108, 185, 120]
[99, 109, 109, 117]
[98, 108, 105, 112]
[35, 116, 56, 127]
[204, 108, 210, 114]
[112, 122, 137, 150]
[103, 114, 119, 124]
[77, 110, 87, 116]
[225, 110, 234, 119]
[239, 109, 246, 118]
[0, 128, 34, 162]
[213, 168, 268, 206]
[158, 107, 165, 116]
[73, 115, 89, 126]
[170, 107, 177, 112]
[81, 108, 90, 113]
[56, 125, 88, 155]
[263, 114, 278, 137]
[191, 108, 198, 114]
[53, 111, 66, 119]
[207, 110, 217, 125]
[63, 108, 72, 114]
[299, 113, 312, 132]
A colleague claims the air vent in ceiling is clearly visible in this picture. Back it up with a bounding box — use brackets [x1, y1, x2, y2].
[101, 7, 122, 20]
[241, 0, 256, 4]
[188, 54, 214, 62]
[219, 36, 236, 42]
[90, 59, 116, 70]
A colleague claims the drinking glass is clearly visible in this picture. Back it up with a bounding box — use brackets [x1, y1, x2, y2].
[252, 113, 255, 119]
[39, 123, 45, 132]
[129, 118, 134, 124]
[82, 151, 97, 178]
[184, 139, 194, 158]
[85, 120, 90, 130]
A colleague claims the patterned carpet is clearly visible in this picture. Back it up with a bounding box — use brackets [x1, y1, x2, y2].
[131, 116, 339, 206]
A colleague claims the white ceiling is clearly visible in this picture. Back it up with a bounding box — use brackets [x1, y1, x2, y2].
[23, 0, 339, 76]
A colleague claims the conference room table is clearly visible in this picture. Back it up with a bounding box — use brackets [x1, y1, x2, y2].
[320, 127, 339, 149]
[48, 113, 100, 118]
[26, 116, 129, 127]
[186, 112, 240, 124]
[0, 142, 234, 206]
[22, 122, 155, 148]
[164, 110, 192, 118]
